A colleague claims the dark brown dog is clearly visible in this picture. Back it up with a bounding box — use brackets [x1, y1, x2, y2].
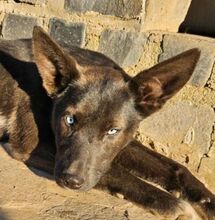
[0, 26, 214, 219]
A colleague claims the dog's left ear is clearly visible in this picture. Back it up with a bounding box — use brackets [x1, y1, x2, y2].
[32, 26, 81, 97]
[129, 49, 200, 117]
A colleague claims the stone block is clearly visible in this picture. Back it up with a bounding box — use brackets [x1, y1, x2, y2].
[98, 29, 148, 67]
[160, 34, 215, 87]
[2, 14, 37, 40]
[49, 18, 86, 48]
[64, 0, 143, 18]
[138, 101, 215, 169]
[143, 0, 191, 32]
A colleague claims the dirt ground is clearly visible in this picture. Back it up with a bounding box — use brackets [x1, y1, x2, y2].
[0, 145, 169, 220]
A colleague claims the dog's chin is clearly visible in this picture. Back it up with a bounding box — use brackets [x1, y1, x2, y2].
[55, 179, 98, 191]
[55, 174, 101, 191]
[75, 183, 96, 192]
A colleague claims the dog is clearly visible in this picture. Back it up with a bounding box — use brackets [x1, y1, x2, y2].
[0, 26, 214, 219]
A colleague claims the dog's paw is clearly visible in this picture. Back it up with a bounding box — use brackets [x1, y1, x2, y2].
[2, 143, 30, 162]
[176, 200, 201, 220]
[196, 196, 215, 220]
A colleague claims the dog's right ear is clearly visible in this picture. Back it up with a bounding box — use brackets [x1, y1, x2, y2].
[32, 26, 80, 97]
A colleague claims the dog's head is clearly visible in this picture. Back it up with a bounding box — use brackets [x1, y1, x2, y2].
[32, 27, 200, 191]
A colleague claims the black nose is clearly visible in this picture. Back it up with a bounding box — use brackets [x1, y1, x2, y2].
[62, 173, 84, 189]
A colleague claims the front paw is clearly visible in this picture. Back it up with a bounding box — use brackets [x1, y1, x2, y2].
[2, 143, 30, 162]
[189, 194, 215, 220]
[198, 196, 215, 220]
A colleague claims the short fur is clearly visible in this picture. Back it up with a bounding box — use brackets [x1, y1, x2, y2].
[0, 27, 214, 219]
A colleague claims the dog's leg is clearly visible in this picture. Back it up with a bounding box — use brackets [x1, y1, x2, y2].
[114, 140, 215, 219]
[3, 96, 39, 162]
[98, 163, 201, 220]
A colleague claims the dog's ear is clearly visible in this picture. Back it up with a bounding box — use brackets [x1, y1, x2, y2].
[32, 26, 80, 97]
[129, 49, 200, 117]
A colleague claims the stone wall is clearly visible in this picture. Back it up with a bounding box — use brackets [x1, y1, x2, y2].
[0, 0, 215, 219]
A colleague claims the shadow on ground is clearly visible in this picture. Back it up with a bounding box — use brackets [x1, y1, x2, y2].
[0, 211, 9, 220]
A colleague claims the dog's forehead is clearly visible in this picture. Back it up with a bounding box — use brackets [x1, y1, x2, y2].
[78, 65, 127, 84]
[61, 72, 133, 119]
[75, 76, 130, 110]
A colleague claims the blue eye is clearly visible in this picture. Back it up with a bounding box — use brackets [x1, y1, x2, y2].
[65, 115, 75, 125]
[107, 128, 119, 135]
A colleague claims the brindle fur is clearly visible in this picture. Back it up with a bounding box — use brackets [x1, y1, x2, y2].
[0, 27, 214, 219]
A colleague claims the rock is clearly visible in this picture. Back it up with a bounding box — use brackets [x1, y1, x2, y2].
[98, 29, 148, 67]
[49, 18, 86, 48]
[160, 34, 215, 87]
[138, 101, 215, 170]
[64, 0, 143, 18]
[142, 0, 191, 32]
[2, 14, 38, 40]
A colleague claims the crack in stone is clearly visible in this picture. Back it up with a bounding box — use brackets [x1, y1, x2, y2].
[206, 61, 215, 90]
[197, 120, 215, 172]
[13, 0, 35, 6]
[143, 32, 164, 66]
[157, 33, 165, 63]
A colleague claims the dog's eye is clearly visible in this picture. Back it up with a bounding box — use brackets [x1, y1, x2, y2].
[65, 115, 75, 125]
[107, 128, 119, 135]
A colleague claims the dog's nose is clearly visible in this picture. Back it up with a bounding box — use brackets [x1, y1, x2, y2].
[62, 173, 84, 189]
